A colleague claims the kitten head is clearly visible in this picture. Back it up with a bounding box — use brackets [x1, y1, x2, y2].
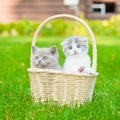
[31, 46, 58, 69]
[61, 36, 88, 57]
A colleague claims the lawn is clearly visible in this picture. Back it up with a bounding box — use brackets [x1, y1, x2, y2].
[0, 35, 120, 120]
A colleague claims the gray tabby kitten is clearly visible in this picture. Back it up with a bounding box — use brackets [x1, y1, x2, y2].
[61, 36, 94, 73]
[31, 46, 61, 70]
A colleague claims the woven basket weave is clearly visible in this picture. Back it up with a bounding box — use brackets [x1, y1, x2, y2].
[28, 14, 98, 105]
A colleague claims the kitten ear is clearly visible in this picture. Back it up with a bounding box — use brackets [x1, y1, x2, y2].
[83, 37, 88, 43]
[32, 46, 37, 54]
[61, 36, 72, 46]
[61, 41, 64, 46]
[61, 39, 67, 47]
[50, 46, 57, 55]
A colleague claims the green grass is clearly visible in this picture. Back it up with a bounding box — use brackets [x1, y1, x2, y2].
[0, 35, 120, 120]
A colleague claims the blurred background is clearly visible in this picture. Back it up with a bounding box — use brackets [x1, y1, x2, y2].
[0, 0, 120, 22]
[0, 0, 120, 36]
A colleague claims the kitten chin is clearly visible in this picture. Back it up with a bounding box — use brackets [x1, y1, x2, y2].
[31, 46, 62, 70]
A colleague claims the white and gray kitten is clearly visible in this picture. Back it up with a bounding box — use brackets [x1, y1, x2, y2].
[31, 46, 61, 70]
[61, 36, 94, 73]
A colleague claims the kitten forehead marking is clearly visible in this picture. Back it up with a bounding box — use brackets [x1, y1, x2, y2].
[61, 36, 88, 46]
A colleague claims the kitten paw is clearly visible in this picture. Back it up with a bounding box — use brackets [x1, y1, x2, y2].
[79, 67, 85, 72]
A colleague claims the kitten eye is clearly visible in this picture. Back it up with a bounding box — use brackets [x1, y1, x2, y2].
[43, 56, 48, 60]
[35, 56, 39, 60]
[77, 44, 81, 48]
[68, 46, 73, 49]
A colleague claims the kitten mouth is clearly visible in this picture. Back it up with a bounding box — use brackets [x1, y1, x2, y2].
[74, 52, 77, 54]
[73, 50, 78, 54]
[73, 52, 78, 55]
[37, 63, 46, 68]
[41, 64, 46, 67]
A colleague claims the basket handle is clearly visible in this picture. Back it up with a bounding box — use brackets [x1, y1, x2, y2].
[31, 14, 97, 72]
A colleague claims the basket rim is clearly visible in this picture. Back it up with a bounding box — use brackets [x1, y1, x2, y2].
[28, 68, 98, 77]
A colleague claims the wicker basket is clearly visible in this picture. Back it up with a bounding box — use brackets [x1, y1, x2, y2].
[28, 14, 98, 105]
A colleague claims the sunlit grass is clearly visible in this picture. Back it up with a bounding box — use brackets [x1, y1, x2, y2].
[96, 35, 120, 45]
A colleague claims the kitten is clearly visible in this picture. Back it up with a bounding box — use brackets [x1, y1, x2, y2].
[31, 46, 61, 70]
[61, 36, 94, 73]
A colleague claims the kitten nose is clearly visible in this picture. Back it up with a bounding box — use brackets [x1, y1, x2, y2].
[38, 60, 41, 63]
[74, 50, 77, 54]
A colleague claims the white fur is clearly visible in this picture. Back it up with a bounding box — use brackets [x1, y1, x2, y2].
[61, 36, 94, 73]
[63, 55, 93, 73]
